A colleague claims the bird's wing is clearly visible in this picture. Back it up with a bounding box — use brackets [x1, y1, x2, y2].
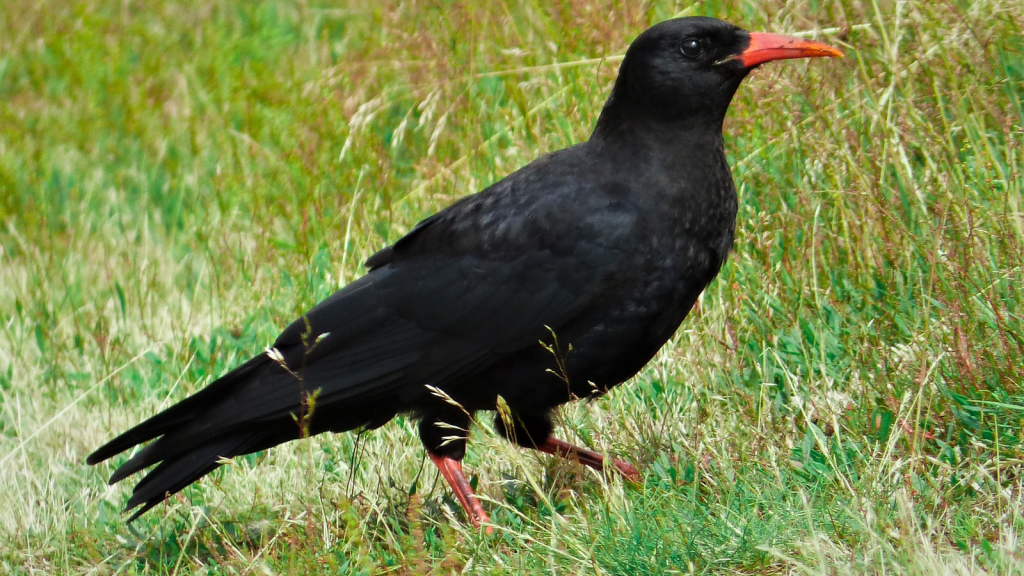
[174, 191, 623, 432]
[261, 175, 634, 417]
[272, 240, 601, 410]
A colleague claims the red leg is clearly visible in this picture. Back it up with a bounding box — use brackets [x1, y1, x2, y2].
[428, 453, 493, 534]
[536, 436, 641, 483]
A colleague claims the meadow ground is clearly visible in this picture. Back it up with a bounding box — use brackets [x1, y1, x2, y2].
[1, 0, 1022, 573]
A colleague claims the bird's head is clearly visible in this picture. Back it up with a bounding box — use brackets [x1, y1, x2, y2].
[597, 17, 843, 132]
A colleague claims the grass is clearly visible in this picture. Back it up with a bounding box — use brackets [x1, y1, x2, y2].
[1, 0, 1022, 573]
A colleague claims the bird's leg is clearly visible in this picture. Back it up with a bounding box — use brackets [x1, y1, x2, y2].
[495, 410, 641, 483]
[535, 436, 640, 483]
[427, 452, 492, 533]
[419, 412, 492, 533]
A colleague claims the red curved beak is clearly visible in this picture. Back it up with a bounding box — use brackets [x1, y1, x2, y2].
[740, 32, 844, 68]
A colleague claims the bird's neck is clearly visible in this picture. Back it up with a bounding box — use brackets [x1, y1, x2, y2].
[586, 98, 738, 261]
[590, 67, 733, 142]
[588, 101, 730, 189]
[589, 89, 728, 160]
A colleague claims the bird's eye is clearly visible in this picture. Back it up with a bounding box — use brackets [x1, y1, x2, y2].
[680, 37, 703, 59]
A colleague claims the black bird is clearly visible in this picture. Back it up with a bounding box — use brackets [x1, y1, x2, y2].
[88, 17, 842, 530]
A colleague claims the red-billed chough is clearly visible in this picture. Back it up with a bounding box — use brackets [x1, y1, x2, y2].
[88, 17, 842, 531]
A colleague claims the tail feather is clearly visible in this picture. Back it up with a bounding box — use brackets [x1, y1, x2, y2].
[89, 347, 407, 520]
[86, 355, 270, 466]
[103, 364, 409, 487]
[122, 433, 256, 521]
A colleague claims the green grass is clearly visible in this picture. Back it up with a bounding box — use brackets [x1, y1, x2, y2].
[2, 0, 1022, 573]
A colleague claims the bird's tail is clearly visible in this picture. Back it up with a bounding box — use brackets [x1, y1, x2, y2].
[87, 354, 305, 520]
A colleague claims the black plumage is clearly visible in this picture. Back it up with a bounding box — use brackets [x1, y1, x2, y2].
[88, 16, 841, 528]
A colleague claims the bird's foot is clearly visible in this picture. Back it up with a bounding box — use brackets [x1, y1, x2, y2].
[537, 436, 641, 483]
[428, 453, 493, 534]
